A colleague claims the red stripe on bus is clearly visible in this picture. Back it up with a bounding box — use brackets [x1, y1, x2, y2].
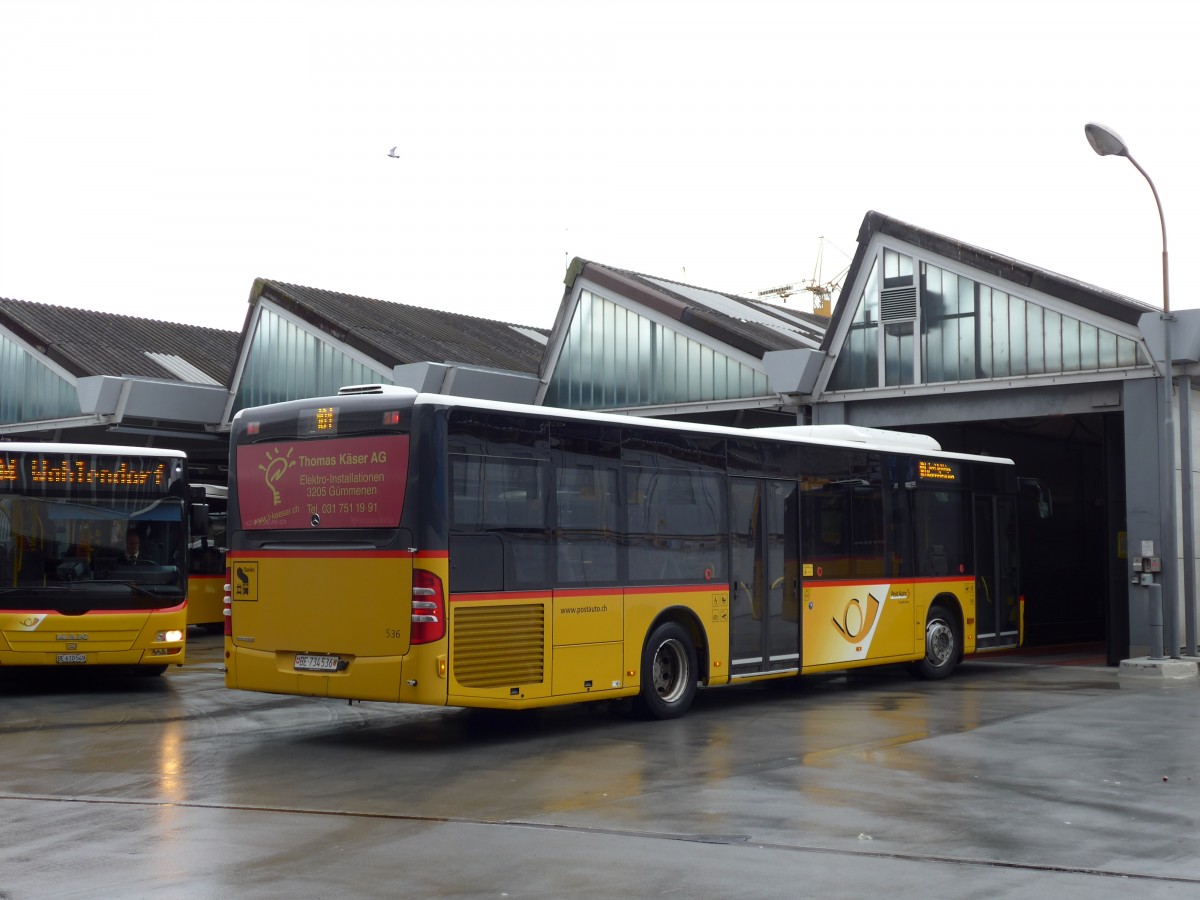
[452, 591, 554, 603]
[623, 584, 723, 596]
[227, 549, 415, 560]
[804, 576, 972, 588]
[450, 584, 719, 603]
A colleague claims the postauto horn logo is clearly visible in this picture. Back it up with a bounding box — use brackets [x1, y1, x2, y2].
[832, 592, 881, 644]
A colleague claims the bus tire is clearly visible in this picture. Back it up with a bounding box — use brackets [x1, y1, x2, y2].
[912, 602, 959, 680]
[134, 665, 168, 677]
[635, 621, 697, 720]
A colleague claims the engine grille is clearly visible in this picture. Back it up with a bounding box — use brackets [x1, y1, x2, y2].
[452, 603, 545, 688]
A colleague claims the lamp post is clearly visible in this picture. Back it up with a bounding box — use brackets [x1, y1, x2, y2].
[1085, 122, 1180, 660]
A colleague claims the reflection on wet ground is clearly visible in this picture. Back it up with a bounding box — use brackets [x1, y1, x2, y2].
[2, 629, 1197, 898]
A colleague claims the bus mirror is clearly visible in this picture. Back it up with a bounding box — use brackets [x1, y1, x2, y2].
[1018, 478, 1052, 520]
[191, 504, 211, 533]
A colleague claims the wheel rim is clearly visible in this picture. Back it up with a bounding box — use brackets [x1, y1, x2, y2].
[926, 617, 954, 667]
[652, 638, 688, 703]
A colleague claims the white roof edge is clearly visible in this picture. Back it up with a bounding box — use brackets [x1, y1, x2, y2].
[0, 440, 188, 458]
[406, 394, 1014, 465]
[754, 424, 942, 451]
[236, 388, 1012, 466]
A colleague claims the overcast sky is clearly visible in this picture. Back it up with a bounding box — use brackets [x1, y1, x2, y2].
[1, 1, 1196, 334]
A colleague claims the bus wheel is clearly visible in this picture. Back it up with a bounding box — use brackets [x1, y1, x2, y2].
[635, 622, 697, 720]
[913, 603, 959, 680]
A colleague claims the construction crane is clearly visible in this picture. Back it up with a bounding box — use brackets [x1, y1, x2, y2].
[751, 237, 848, 318]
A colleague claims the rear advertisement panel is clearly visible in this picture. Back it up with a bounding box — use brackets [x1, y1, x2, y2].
[236, 435, 409, 530]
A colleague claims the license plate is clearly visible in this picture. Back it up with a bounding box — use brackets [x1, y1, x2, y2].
[56, 653, 88, 664]
[294, 653, 339, 672]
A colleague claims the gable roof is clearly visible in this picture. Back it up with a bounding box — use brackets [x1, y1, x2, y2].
[561, 259, 827, 358]
[0, 297, 239, 384]
[822, 211, 1157, 353]
[246, 279, 549, 374]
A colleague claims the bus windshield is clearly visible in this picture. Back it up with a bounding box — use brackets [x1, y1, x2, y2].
[1, 445, 189, 613]
[0, 495, 186, 611]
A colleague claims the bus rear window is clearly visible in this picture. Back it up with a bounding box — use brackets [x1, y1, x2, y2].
[235, 434, 409, 530]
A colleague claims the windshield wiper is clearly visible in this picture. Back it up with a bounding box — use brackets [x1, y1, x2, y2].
[82, 580, 178, 600]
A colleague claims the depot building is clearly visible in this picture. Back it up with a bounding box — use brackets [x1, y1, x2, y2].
[2, 210, 1196, 665]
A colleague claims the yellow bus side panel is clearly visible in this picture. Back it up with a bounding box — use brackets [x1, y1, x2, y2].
[623, 588, 726, 688]
[552, 643, 624, 696]
[799, 578, 975, 674]
[802, 581, 916, 669]
[447, 587, 723, 709]
[187, 574, 224, 627]
[551, 592, 625, 697]
[906, 580, 975, 656]
[553, 593, 622, 645]
[448, 594, 554, 706]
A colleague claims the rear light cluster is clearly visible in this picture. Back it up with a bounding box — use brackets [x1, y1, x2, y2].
[222, 566, 232, 637]
[411, 570, 445, 645]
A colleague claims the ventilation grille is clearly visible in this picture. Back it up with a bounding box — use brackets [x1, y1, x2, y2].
[337, 383, 413, 396]
[453, 603, 545, 688]
[881, 285, 918, 322]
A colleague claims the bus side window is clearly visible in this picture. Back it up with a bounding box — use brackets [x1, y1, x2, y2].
[850, 483, 885, 577]
[627, 468, 725, 585]
[802, 488, 850, 578]
[555, 463, 618, 587]
[915, 490, 967, 577]
[449, 534, 505, 592]
[450, 453, 551, 590]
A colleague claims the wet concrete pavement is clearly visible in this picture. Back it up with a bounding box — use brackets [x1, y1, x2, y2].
[1, 632, 1198, 898]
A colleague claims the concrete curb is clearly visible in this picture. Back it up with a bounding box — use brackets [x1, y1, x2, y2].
[1117, 656, 1200, 682]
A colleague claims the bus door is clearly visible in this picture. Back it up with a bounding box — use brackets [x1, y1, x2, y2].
[973, 494, 1020, 649]
[729, 478, 800, 677]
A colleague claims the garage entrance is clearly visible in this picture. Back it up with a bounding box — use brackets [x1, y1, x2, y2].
[917, 413, 1127, 664]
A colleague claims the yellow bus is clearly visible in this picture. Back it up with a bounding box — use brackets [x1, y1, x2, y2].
[186, 483, 227, 630]
[0, 442, 189, 674]
[224, 386, 1021, 718]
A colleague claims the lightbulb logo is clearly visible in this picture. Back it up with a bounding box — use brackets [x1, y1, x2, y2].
[259, 447, 296, 506]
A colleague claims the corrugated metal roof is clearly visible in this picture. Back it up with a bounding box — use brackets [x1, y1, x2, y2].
[252, 280, 549, 374]
[565, 261, 827, 357]
[0, 297, 239, 384]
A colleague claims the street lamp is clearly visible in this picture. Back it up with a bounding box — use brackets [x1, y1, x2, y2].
[1085, 122, 1179, 659]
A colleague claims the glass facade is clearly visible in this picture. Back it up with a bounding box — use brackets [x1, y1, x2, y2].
[546, 290, 769, 410]
[233, 306, 393, 413]
[829, 253, 1147, 391]
[0, 332, 80, 424]
[829, 258, 880, 391]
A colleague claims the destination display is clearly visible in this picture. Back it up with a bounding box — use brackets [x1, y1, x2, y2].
[917, 459, 960, 483]
[236, 434, 409, 530]
[0, 453, 170, 494]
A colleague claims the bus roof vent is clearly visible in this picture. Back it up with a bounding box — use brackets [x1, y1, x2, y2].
[336, 384, 417, 397]
[755, 424, 942, 452]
